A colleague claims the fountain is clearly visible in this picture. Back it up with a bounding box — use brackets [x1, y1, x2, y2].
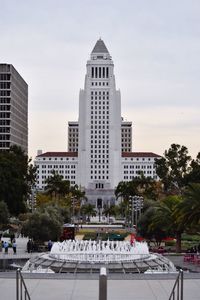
[49, 239, 150, 263]
[23, 238, 176, 274]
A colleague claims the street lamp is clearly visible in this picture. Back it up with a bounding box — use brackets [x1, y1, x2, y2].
[97, 198, 102, 223]
[129, 196, 144, 227]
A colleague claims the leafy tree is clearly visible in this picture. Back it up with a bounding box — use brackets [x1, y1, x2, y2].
[70, 184, 86, 218]
[81, 203, 96, 221]
[22, 205, 63, 242]
[150, 195, 184, 252]
[177, 183, 200, 231]
[115, 177, 158, 223]
[0, 145, 36, 215]
[35, 193, 53, 207]
[103, 204, 116, 218]
[185, 153, 200, 184]
[45, 171, 71, 200]
[137, 205, 167, 246]
[0, 201, 9, 228]
[155, 144, 191, 193]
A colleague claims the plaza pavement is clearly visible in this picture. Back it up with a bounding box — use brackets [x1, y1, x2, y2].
[0, 237, 200, 299]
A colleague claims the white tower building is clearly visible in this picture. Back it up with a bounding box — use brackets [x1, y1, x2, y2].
[78, 39, 121, 197]
[35, 39, 160, 207]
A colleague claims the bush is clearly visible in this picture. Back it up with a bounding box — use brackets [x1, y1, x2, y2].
[83, 232, 97, 240]
[22, 206, 63, 242]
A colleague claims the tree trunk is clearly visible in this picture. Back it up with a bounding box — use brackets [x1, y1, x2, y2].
[175, 232, 182, 253]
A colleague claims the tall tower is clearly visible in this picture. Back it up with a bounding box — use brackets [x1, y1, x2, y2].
[35, 39, 160, 200]
[78, 39, 121, 203]
[0, 64, 28, 153]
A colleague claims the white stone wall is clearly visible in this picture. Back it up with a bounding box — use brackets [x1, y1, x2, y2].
[35, 155, 78, 190]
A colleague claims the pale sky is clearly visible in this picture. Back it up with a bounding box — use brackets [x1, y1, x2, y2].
[1, 0, 200, 160]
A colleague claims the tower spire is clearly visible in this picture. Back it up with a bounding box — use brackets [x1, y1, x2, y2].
[91, 38, 109, 54]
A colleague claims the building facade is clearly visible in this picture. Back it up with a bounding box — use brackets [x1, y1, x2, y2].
[0, 64, 28, 153]
[35, 39, 160, 207]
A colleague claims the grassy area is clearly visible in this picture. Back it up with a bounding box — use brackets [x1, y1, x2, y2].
[76, 228, 129, 241]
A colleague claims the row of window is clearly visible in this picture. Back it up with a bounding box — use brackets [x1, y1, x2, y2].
[91, 106, 109, 110]
[0, 142, 9, 147]
[0, 105, 10, 111]
[0, 112, 10, 118]
[91, 82, 109, 86]
[0, 98, 10, 103]
[0, 134, 10, 140]
[123, 157, 154, 162]
[124, 175, 157, 180]
[124, 170, 153, 174]
[0, 91, 10, 96]
[91, 110, 109, 115]
[0, 127, 10, 133]
[91, 96, 109, 101]
[91, 149, 109, 153]
[0, 82, 10, 89]
[0, 74, 11, 81]
[124, 165, 153, 169]
[91, 67, 109, 78]
[91, 176, 109, 180]
[40, 169, 76, 174]
[91, 91, 109, 95]
[91, 164, 109, 169]
[41, 157, 76, 161]
[91, 155, 109, 159]
[91, 170, 109, 174]
[40, 164, 76, 168]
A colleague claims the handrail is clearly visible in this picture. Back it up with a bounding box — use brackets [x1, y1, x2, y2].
[16, 268, 31, 300]
[169, 269, 183, 300]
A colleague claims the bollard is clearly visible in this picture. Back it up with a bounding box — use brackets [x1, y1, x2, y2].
[99, 267, 107, 300]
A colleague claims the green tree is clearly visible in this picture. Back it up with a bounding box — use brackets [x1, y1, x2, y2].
[0, 145, 36, 215]
[45, 170, 71, 200]
[22, 205, 63, 242]
[137, 205, 167, 246]
[103, 204, 116, 218]
[177, 183, 200, 231]
[0, 201, 9, 228]
[80, 203, 96, 221]
[151, 195, 184, 252]
[185, 153, 200, 184]
[155, 144, 191, 193]
[115, 177, 158, 224]
[70, 184, 86, 219]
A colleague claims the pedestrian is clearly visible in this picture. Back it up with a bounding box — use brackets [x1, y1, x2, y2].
[12, 239, 17, 254]
[48, 240, 52, 251]
[27, 239, 32, 253]
[4, 241, 9, 254]
[10, 233, 15, 243]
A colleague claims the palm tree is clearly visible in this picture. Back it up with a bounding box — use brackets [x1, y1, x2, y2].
[45, 171, 70, 200]
[80, 203, 96, 222]
[177, 183, 200, 231]
[115, 177, 158, 224]
[70, 184, 86, 221]
[151, 195, 184, 252]
[102, 204, 116, 221]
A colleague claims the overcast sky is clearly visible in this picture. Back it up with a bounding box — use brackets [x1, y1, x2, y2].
[1, 0, 200, 159]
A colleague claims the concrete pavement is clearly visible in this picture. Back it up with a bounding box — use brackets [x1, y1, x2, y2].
[0, 272, 200, 300]
[0, 237, 200, 299]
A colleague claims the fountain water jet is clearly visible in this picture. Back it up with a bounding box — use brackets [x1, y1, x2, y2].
[49, 239, 150, 263]
[22, 238, 177, 274]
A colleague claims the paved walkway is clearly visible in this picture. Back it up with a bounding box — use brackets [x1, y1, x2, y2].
[0, 273, 200, 300]
[0, 237, 200, 299]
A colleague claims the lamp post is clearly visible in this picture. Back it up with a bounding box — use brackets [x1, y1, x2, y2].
[97, 198, 102, 223]
[129, 196, 144, 227]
